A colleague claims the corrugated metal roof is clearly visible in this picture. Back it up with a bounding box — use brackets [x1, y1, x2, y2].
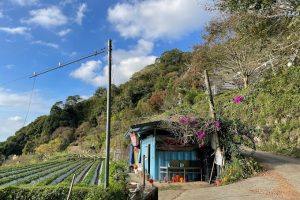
[124, 121, 161, 138]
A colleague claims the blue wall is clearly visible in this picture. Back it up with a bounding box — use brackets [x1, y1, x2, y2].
[156, 150, 197, 181]
[140, 135, 198, 181]
[140, 135, 156, 178]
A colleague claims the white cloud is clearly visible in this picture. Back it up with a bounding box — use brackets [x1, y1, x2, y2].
[0, 117, 23, 142]
[32, 40, 59, 49]
[8, 116, 23, 122]
[70, 60, 101, 86]
[108, 0, 216, 40]
[70, 39, 156, 86]
[0, 87, 51, 141]
[75, 3, 87, 25]
[0, 11, 3, 18]
[0, 87, 50, 116]
[58, 28, 72, 37]
[10, 0, 39, 6]
[23, 6, 68, 28]
[0, 26, 30, 35]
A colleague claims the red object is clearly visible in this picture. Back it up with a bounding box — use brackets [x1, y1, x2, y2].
[172, 176, 176, 183]
[149, 179, 154, 184]
[134, 165, 138, 170]
[176, 175, 180, 182]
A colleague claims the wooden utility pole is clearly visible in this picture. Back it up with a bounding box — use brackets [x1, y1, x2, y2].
[104, 39, 112, 189]
[204, 70, 219, 148]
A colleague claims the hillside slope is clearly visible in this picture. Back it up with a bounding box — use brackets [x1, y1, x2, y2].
[0, 48, 299, 159]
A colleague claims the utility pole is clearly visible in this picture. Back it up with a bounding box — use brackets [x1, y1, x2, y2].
[104, 39, 112, 189]
[204, 70, 219, 148]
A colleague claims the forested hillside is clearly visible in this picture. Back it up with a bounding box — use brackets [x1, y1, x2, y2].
[1, 0, 299, 160]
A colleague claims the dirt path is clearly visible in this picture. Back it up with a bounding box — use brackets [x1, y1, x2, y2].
[159, 150, 300, 200]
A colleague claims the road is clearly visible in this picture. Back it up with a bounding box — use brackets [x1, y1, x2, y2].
[158, 150, 300, 200]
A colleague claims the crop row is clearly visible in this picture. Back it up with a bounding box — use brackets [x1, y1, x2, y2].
[0, 158, 68, 178]
[0, 158, 103, 187]
[0, 159, 68, 180]
[13, 160, 77, 186]
[79, 160, 100, 186]
[35, 159, 87, 186]
[50, 160, 90, 185]
[0, 159, 75, 186]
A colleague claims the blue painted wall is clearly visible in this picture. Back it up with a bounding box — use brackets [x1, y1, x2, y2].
[140, 135, 199, 181]
[155, 150, 197, 181]
[140, 135, 156, 178]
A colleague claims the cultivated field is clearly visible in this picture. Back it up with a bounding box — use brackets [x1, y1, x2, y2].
[0, 157, 103, 187]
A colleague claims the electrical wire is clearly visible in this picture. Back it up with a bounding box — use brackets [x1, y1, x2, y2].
[0, 75, 30, 87]
[23, 76, 36, 127]
[30, 48, 106, 78]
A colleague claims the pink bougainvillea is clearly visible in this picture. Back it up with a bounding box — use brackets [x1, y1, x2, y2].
[179, 115, 198, 126]
[197, 130, 206, 140]
[233, 95, 244, 103]
[215, 120, 221, 130]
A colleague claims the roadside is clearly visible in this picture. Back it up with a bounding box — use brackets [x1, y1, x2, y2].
[158, 150, 300, 200]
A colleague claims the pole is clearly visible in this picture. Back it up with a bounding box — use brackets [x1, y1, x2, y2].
[104, 39, 112, 189]
[204, 70, 219, 148]
[143, 155, 146, 188]
[67, 174, 76, 200]
[147, 144, 150, 177]
[204, 70, 216, 121]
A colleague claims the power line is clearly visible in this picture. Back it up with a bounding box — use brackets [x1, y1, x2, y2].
[23, 76, 36, 127]
[30, 49, 106, 78]
[0, 75, 30, 87]
[1, 49, 106, 87]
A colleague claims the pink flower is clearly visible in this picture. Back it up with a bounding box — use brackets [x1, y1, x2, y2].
[179, 116, 189, 125]
[198, 144, 205, 148]
[233, 95, 244, 103]
[215, 121, 221, 130]
[197, 130, 206, 140]
[179, 116, 198, 126]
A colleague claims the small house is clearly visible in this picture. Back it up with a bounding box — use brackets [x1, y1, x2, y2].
[125, 121, 214, 182]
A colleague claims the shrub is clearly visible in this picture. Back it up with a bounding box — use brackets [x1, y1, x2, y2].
[221, 156, 263, 184]
[0, 186, 127, 200]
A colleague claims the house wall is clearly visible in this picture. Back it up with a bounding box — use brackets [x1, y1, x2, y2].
[140, 135, 156, 179]
[140, 135, 199, 181]
[155, 150, 197, 181]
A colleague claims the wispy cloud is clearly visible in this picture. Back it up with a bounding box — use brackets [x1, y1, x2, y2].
[0, 26, 30, 35]
[32, 40, 59, 49]
[58, 28, 72, 37]
[8, 116, 23, 122]
[22, 6, 68, 28]
[0, 11, 3, 18]
[0, 87, 50, 142]
[59, 0, 74, 7]
[10, 0, 39, 6]
[0, 87, 48, 111]
[4, 64, 14, 69]
[75, 3, 87, 25]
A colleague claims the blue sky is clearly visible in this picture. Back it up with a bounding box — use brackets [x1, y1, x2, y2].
[0, 0, 217, 142]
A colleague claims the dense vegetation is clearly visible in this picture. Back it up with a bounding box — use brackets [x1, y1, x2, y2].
[0, 0, 299, 162]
